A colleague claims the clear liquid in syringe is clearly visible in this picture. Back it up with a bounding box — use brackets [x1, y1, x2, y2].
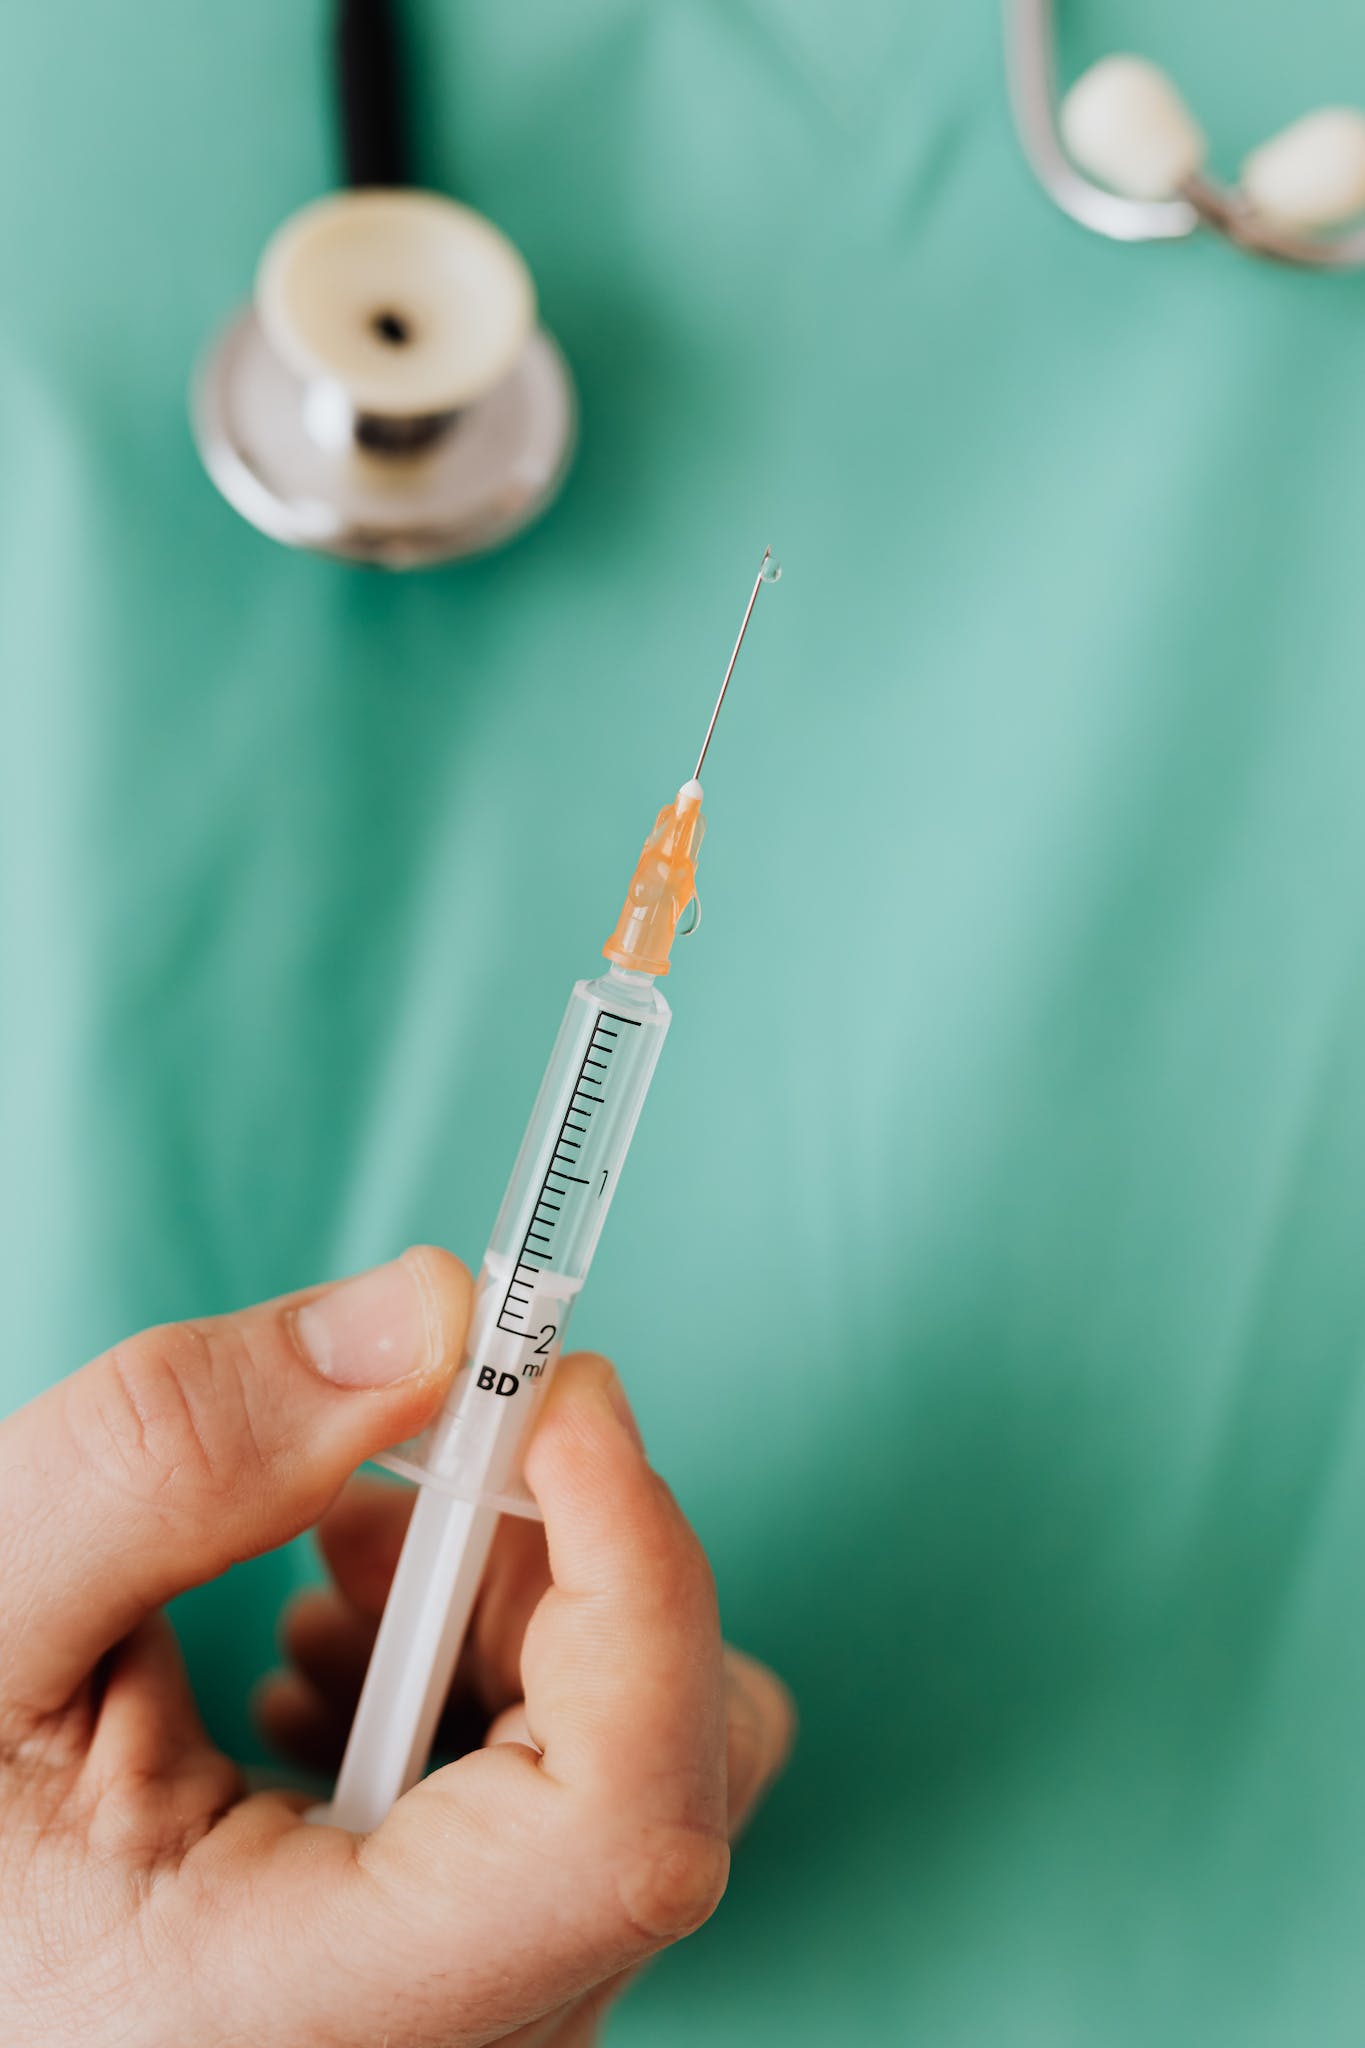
[380, 972, 668, 1517]
[496, 1005, 644, 1335]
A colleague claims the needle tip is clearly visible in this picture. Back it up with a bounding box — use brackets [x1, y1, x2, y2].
[691, 545, 779, 782]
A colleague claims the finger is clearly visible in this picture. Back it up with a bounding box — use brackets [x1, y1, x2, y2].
[86, 1615, 215, 1784]
[81, 1617, 245, 1858]
[722, 1649, 796, 1835]
[464, 1510, 551, 1705]
[0, 1248, 470, 1729]
[484, 1699, 536, 1751]
[465, 1651, 791, 2048]
[259, 1656, 492, 1781]
[519, 1354, 728, 1845]
[267, 1557, 512, 1777]
[317, 1474, 550, 1707]
[281, 1599, 790, 1930]
[255, 1669, 355, 1777]
[512, 1654, 795, 2048]
[264, 1549, 535, 1776]
[340, 1353, 730, 2033]
[258, 1589, 380, 1774]
[314, 1477, 414, 1617]
[281, 1586, 378, 1708]
[480, 1655, 795, 1837]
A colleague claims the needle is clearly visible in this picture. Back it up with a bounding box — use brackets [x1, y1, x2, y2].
[692, 546, 779, 784]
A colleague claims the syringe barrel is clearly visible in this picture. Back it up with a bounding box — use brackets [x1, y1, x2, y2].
[379, 965, 670, 1518]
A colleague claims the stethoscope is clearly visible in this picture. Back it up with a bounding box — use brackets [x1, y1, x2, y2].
[1006, 0, 1365, 267]
[193, 0, 574, 569]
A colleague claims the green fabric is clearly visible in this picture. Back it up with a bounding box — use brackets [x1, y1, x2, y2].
[6, 1, 1365, 2041]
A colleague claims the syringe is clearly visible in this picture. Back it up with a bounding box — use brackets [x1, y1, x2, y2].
[323, 548, 778, 1833]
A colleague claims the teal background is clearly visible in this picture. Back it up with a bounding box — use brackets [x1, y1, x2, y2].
[5, 2, 1365, 2041]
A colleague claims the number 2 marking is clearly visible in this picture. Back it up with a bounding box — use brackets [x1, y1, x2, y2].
[535, 1325, 556, 1356]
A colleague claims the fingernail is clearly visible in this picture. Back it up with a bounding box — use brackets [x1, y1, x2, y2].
[295, 1259, 429, 1388]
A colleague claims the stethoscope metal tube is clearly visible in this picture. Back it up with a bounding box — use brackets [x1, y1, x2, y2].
[1005, 0, 1195, 245]
[1005, 0, 1365, 268]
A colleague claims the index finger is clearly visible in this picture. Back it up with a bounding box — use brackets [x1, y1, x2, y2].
[515, 1351, 732, 1941]
[333, 1354, 731, 2028]
[518, 1353, 727, 1843]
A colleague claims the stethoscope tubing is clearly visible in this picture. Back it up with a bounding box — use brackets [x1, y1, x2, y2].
[335, 0, 410, 188]
[1004, 0, 1365, 267]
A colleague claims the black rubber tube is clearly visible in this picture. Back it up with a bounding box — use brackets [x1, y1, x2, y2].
[334, 0, 410, 187]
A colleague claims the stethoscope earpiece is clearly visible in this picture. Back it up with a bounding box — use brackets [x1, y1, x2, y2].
[1007, 0, 1365, 264]
[1240, 109, 1365, 232]
[1058, 56, 1205, 206]
[193, 187, 575, 568]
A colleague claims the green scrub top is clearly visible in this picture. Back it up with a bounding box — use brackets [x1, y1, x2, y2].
[6, 2, 1365, 2042]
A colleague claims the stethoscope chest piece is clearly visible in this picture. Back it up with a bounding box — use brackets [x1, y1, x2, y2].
[193, 189, 575, 568]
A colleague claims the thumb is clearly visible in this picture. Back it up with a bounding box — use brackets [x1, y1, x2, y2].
[0, 1247, 468, 1730]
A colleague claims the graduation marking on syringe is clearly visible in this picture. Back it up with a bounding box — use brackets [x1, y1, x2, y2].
[497, 1010, 642, 1334]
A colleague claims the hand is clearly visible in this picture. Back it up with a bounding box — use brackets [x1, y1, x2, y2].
[0, 1250, 793, 2048]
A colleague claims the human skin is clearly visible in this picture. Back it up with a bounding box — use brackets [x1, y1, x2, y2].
[0, 1248, 793, 2048]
